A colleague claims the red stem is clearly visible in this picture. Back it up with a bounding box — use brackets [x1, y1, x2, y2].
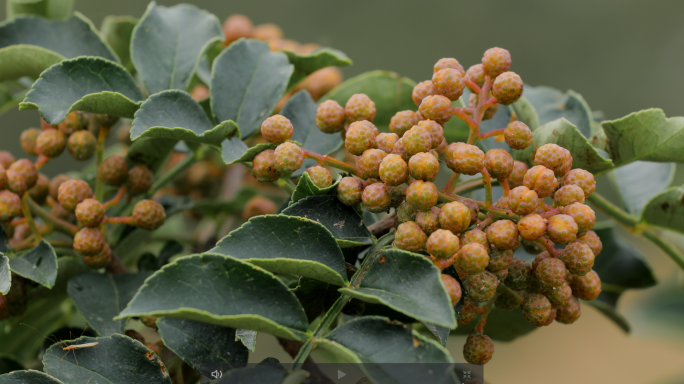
[302, 149, 358, 175]
[451, 107, 477, 129]
[477, 127, 506, 140]
[441, 172, 461, 194]
[106, 216, 133, 225]
[501, 179, 511, 197]
[102, 186, 127, 211]
[464, 79, 481, 94]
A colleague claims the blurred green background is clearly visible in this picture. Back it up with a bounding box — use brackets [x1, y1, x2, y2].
[3, 1, 684, 383]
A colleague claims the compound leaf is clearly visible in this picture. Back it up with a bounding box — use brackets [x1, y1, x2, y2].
[9, 240, 57, 288]
[283, 47, 352, 90]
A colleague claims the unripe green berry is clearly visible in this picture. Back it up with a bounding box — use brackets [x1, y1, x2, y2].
[547, 214, 578, 245]
[274, 142, 304, 174]
[58, 111, 88, 135]
[128, 164, 154, 194]
[390, 137, 409, 162]
[408, 152, 439, 182]
[417, 120, 444, 149]
[316, 100, 345, 133]
[403, 126, 432, 156]
[545, 283, 573, 309]
[445, 143, 484, 175]
[434, 58, 464, 75]
[508, 186, 539, 216]
[337, 177, 364, 206]
[35, 129, 66, 158]
[560, 241, 595, 276]
[9, 159, 38, 189]
[345, 94, 376, 124]
[406, 180, 438, 211]
[468, 93, 499, 120]
[522, 293, 551, 325]
[75, 198, 105, 227]
[523, 165, 558, 198]
[427, 229, 460, 259]
[58, 179, 93, 211]
[20, 128, 41, 155]
[465, 64, 485, 91]
[432, 68, 465, 101]
[533, 257, 567, 288]
[505, 258, 531, 291]
[0, 190, 21, 221]
[305, 166, 332, 188]
[28, 174, 49, 205]
[251, 149, 281, 183]
[534, 143, 572, 177]
[495, 289, 524, 311]
[67, 130, 96, 161]
[389, 110, 420, 137]
[345, 121, 377, 156]
[378, 154, 408, 186]
[508, 160, 528, 188]
[556, 296, 582, 324]
[554, 184, 585, 207]
[362, 182, 391, 213]
[562, 168, 596, 197]
[396, 200, 418, 223]
[418, 95, 452, 125]
[74, 227, 106, 256]
[412, 80, 436, 107]
[98, 155, 128, 186]
[439, 201, 471, 234]
[132, 199, 166, 230]
[570, 270, 601, 301]
[482, 47, 511, 78]
[358, 149, 386, 179]
[394, 221, 427, 252]
[576, 230, 602, 257]
[456, 243, 489, 274]
[463, 334, 494, 365]
[562, 202, 595, 236]
[83, 243, 112, 269]
[415, 206, 440, 235]
[517, 213, 546, 241]
[464, 271, 499, 303]
[504, 121, 533, 150]
[461, 228, 489, 250]
[376, 132, 399, 153]
[261, 115, 293, 144]
[441, 274, 462, 305]
[484, 149, 514, 180]
[486, 248, 513, 272]
[485, 220, 519, 250]
[492, 71, 523, 105]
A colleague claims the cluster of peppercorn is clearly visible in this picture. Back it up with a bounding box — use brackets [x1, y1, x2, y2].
[247, 47, 603, 366]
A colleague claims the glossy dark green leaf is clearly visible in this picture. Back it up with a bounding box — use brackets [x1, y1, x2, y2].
[211, 39, 293, 138]
[131, 2, 223, 94]
[592, 227, 656, 289]
[157, 318, 248, 377]
[282, 195, 373, 247]
[67, 272, 151, 336]
[20, 57, 144, 124]
[280, 90, 344, 176]
[43, 334, 171, 384]
[131, 90, 239, 145]
[221, 140, 275, 165]
[116, 254, 309, 341]
[100, 15, 137, 73]
[125, 137, 178, 172]
[523, 86, 593, 137]
[0, 13, 116, 82]
[291, 172, 339, 203]
[517, 118, 614, 174]
[210, 215, 348, 286]
[0, 254, 11, 295]
[283, 47, 352, 90]
[321, 70, 416, 131]
[639, 186, 684, 234]
[453, 307, 538, 342]
[293, 277, 329, 322]
[9, 240, 57, 288]
[235, 329, 257, 352]
[320, 317, 457, 384]
[0, 370, 64, 384]
[609, 161, 675, 216]
[339, 249, 456, 328]
[599, 109, 684, 166]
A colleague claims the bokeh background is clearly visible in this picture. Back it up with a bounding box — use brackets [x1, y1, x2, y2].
[3, 1, 684, 383]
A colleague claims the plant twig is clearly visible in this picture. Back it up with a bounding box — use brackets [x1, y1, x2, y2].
[477, 128, 505, 140]
[26, 196, 77, 235]
[20, 194, 42, 240]
[103, 186, 127, 210]
[303, 149, 358, 175]
[442, 172, 460, 194]
[481, 168, 493, 209]
[586, 193, 638, 227]
[367, 213, 397, 237]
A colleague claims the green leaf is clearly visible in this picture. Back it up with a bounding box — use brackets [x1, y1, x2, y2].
[100, 16, 137, 73]
[599, 109, 684, 166]
[43, 334, 171, 384]
[116, 254, 309, 341]
[221, 140, 275, 165]
[131, 90, 239, 145]
[0, 13, 117, 82]
[293, 277, 329, 322]
[283, 47, 352, 91]
[524, 86, 593, 137]
[453, 307, 538, 342]
[280, 90, 344, 176]
[282, 195, 373, 247]
[157, 318, 248, 376]
[291, 171, 339, 203]
[319, 317, 457, 383]
[0, 370, 64, 384]
[125, 137, 178, 172]
[67, 272, 151, 336]
[20, 56, 144, 124]
[235, 329, 257, 352]
[640, 185, 684, 234]
[6, 0, 73, 20]
[9, 240, 57, 288]
[517, 118, 614, 174]
[321, 70, 416, 131]
[421, 322, 449, 346]
[609, 161, 675, 216]
[131, 2, 223, 94]
[339, 249, 456, 328]
[0, 254, 9, 294]
[209, 215, 348, 286]
[211, 39, 293, 138]
[511, 95, 540, 130]
[593, 227, 656, 290]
